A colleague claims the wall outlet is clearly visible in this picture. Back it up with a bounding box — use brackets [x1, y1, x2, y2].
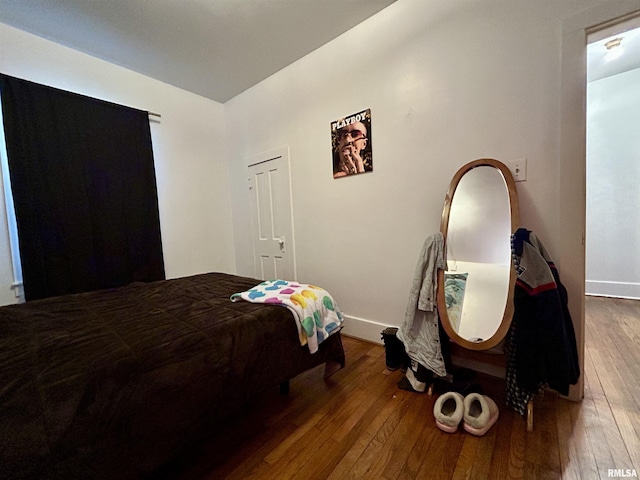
[509, 158, 527, 182]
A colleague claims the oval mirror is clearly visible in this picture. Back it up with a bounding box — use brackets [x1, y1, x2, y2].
[437, 158, 519, 350]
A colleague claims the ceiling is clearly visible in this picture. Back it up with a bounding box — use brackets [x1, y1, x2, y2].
[0, 0, 396, 103]
[1, 0, 639, 102]
[587, 17, 640, 83]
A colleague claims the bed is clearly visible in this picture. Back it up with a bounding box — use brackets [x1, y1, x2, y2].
[0, 272, 345, 479]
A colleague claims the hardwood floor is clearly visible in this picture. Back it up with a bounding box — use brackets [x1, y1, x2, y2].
[164, 296, 640, 480]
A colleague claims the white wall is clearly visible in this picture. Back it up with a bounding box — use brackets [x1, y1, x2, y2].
[225, 0, 608, 342]
[586, 67, 640, 298]
[0, 23, 236, 306]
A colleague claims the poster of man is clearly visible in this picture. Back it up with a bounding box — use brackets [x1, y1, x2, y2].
[330, 109, 372, 178]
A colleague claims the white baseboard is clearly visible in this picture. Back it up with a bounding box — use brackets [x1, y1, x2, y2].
[585, 280, 640, 300]
[341, 314, 390, 345]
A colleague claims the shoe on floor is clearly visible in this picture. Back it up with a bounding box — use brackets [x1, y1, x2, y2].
[462, 393, 499, 436]
[404, 360, 434, 393]
[380, 327, 410, 371]
[433, 391, 464, 433]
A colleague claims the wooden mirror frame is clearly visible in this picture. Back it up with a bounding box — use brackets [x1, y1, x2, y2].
[437, 158, 520, 351]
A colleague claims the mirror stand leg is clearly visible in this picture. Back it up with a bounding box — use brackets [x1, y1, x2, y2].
[526, 399, 534, 431]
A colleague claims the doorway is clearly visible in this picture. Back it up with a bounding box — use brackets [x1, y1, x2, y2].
[586, 17, 640, 300]
[559, 4, 640, 402]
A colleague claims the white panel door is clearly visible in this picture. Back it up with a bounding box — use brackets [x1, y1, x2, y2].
[248, 148, 296, 281]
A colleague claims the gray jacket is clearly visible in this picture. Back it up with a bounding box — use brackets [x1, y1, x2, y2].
[397, 232, 447, 377]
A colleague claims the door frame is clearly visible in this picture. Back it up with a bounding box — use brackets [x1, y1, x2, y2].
[560, 0, 640, 402]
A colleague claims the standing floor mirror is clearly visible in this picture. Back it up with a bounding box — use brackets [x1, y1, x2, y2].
[437, 158, 519, 351]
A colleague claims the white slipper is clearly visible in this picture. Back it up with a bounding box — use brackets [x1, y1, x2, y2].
[433, 391, 464, 433]
[463, 393, 499, 436]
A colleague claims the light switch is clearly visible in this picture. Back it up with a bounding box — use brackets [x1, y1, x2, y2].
[509, 158, 527, 182]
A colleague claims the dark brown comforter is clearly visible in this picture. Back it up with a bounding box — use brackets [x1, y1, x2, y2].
[0, 272, 345, 479]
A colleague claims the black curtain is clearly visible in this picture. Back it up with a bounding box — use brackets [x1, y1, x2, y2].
[0, 74, 165, 301]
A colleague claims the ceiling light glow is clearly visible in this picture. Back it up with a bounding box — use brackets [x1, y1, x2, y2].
[604, 37, 624, 62]
[604, 37, 623, 50]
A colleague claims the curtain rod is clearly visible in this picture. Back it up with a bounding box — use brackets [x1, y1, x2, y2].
[1, 73, 163, 119]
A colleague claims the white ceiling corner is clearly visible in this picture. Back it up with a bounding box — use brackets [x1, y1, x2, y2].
[0, 0, 397, 103]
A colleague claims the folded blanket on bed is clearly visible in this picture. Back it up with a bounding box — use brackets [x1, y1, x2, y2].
[231, 280, 343, 353]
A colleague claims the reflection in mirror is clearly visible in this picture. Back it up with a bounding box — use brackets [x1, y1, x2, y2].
[437, 159, 519, 351]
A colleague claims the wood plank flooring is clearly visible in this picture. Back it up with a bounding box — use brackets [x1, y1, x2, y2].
[160, 296, 639, 480]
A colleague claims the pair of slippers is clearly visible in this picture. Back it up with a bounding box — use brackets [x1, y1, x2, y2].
[433, 392, 499, 436]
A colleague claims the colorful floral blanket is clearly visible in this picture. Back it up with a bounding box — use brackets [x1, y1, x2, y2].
[231, 279, 343, 353]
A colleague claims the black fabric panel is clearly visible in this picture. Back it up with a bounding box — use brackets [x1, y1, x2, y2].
[0, 74, 164, 301]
